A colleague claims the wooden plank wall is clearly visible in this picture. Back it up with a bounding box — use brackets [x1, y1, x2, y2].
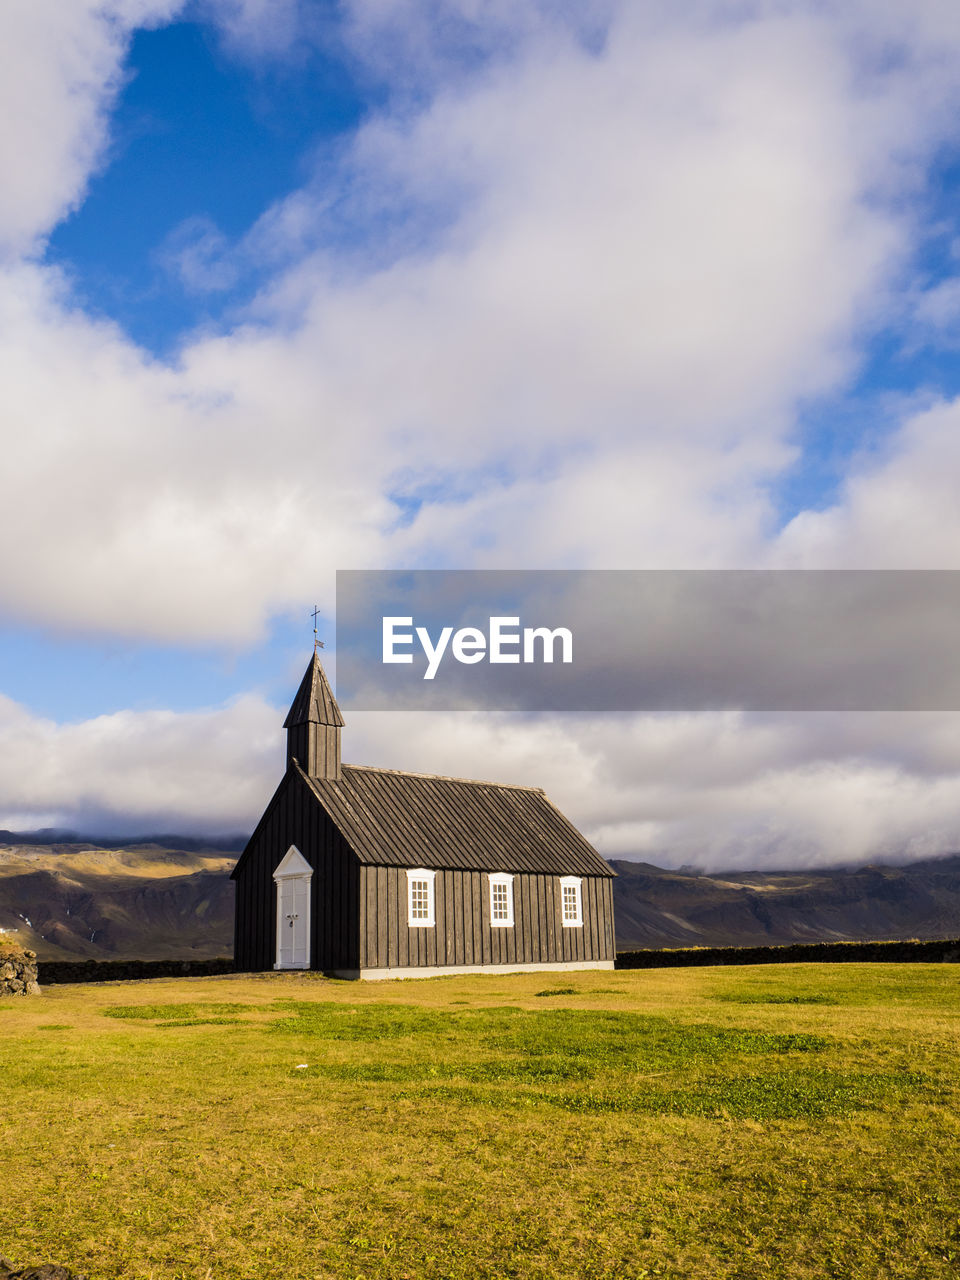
[359, 867, 615, 969]
[234, 772, 359, 972]
[286, 722, 341, 780]
[235, 772, 617, 974]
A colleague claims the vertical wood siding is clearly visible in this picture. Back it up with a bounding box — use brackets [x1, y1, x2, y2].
[286, 723, 342, 780]
[359, 866, 615, 969]
[236, 774, 616, 974]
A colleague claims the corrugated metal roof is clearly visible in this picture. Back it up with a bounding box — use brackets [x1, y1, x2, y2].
[282, 653, 345, 728]
[297, 761, 614, 878]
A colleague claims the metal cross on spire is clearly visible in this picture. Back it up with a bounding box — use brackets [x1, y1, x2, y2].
[312, 606, 324, 652]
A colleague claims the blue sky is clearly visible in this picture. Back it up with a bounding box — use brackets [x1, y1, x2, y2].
[20, 6, 367, 718]
[48, 15, 367, 356]
[5, 0, 960, 865]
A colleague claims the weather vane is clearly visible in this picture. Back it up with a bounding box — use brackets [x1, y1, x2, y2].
[312, 605, 324, 652]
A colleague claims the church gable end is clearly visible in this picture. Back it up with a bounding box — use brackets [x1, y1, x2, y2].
[232, 766, 360, 973]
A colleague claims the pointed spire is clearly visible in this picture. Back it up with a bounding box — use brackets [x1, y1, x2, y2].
[284, 651, 345, 729]
[284, 652, 343, 779]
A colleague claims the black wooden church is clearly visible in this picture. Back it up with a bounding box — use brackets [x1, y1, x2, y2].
[232, 652, 616, 978]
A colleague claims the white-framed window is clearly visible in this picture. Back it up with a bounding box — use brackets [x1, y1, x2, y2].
[560, 876, 583, 928]
[406, 868, 436, 927]
[488, 872, 515, 927]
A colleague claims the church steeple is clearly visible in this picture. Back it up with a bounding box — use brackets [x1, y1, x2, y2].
[283, 651, 344, 780]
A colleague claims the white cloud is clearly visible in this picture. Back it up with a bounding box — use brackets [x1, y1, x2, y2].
[3, 683, 960, 866]
[3, 1, 960, 644]
[0, 261, 389, 644]
[0, 0, 927, 641]
[0, 690, 279, 834]
[911, 278, 960, 340]
[776, 398, 960, 567]
[346, 706, 960, 868]
[6, 2, 960, 854]
[157, 216, 240, 294]
[198, 0, 317, 57]
[0, 0, 183, 258]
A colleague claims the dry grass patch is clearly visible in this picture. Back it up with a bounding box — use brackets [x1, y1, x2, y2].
[0, 964, 957, 1278]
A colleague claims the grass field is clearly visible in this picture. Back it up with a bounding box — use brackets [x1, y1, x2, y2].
[1, 964, 958, 1280]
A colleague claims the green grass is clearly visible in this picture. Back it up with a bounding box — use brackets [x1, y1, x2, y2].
[1, 963, 958, 1279]
[105, 1002, 259, 1029]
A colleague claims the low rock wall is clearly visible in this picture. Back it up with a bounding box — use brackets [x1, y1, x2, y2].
[616, 937, 960, 969]
[0, 946, 40, 995]
[27, 941, 960, 983]
[37, 957, 236, 986]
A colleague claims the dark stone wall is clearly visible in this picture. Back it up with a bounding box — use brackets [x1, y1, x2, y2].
[35, 938, 960, 982]
[38, 957, 236, 986]
[616, 937, 960, 969]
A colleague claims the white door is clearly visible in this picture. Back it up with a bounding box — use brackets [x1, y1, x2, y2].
[276, 876, 310, 968]
[273, 845, 313, 970]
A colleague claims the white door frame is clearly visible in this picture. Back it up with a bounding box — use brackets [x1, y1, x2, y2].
[273, 845, 313, 970]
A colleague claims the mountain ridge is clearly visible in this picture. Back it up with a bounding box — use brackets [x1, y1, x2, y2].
[610, 854, 960, 949]
[2, 837, 959, 960]
[0, 842, 237, 959]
